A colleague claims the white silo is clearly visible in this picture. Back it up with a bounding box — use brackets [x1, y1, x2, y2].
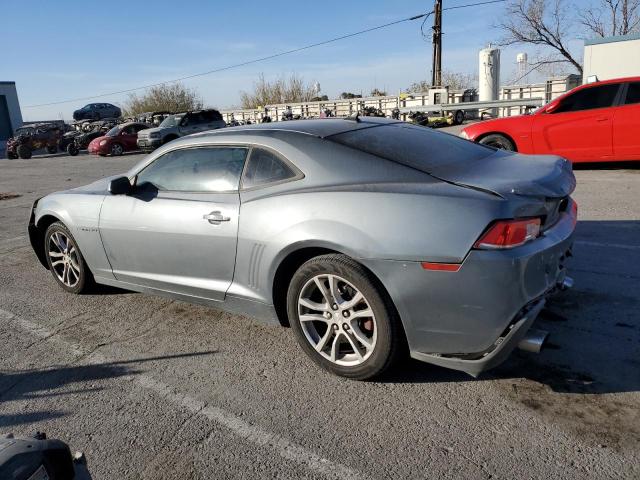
[479, 46, 501, 116]
[516, 52, 528, 83]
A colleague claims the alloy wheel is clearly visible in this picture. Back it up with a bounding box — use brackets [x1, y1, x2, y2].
[297, 274, 377, 366]
[111, 144, 123, 156]
[48, 231, 80, 288]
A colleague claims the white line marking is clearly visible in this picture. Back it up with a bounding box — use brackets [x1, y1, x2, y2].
[0, 308, 369, 480]
[575, 240, 640, 251]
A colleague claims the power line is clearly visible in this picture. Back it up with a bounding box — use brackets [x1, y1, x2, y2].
[25, 0, 508, 108]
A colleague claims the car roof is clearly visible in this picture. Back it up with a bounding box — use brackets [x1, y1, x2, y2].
[191, 117, 402, 140]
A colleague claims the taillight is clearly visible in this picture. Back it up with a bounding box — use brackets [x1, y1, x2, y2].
[474, 218, 541, 250]
[570, 200, 578, 226]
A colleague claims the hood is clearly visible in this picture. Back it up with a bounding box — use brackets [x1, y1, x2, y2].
[428, 149, 575, 199]
[89, 135, 108, 146]
[138, 126, 167, 137]
[463, 115, 533, 136]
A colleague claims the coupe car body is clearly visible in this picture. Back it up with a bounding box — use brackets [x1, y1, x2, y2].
[461, 77, 640, 163]
[28, 118, 577, 378]
[88, 122, 149, 156]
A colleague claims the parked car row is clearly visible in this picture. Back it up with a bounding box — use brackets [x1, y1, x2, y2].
[4, 108, 228, 159]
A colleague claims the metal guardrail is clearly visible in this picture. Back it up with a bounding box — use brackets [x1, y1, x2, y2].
[398, 97, 544, 114]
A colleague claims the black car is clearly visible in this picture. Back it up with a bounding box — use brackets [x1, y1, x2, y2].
[72, 103, 121, 121]
[66, 119, 118, 156]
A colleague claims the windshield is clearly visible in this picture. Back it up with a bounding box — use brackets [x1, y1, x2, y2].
[327, 123, 494, 173]
[159, 114, 183, 128]
[106, 126, 120, 137]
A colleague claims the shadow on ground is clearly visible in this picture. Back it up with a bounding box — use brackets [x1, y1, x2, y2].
[0, 350, 216, 428]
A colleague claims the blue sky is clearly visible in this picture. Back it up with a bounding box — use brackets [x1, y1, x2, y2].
[4, 0, 593, 121]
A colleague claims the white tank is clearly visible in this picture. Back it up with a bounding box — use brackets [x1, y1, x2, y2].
[479, 46, 501, 116]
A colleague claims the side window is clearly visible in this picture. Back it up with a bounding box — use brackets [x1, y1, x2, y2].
[136, 147, 247, 192]
[242, 148, 299, 189]
[133, 124, 147, 133]
[624, 82, 640, 105]
[554, 84, 620, 113]
[201, 110, 223, 122]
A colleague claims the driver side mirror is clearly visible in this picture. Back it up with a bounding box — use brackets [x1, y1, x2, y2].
[108, 176, 132, 195]
[544, 101, 560, 114]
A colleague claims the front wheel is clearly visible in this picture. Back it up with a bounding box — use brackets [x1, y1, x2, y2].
[67, 143, 79, 156]
[287, 254, 403, 380]
[44, 221, 92, 294]
[17, 145, 32, 159]
[110, 143, 124, 156]
[478, 134, 516, 151]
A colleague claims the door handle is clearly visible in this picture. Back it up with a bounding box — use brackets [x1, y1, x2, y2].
[596, 117, 609, 122]
[203, 211, 230, 225]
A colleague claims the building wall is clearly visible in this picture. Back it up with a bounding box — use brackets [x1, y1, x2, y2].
[583, 33, 640, 82]
[0, 81, 23, 156]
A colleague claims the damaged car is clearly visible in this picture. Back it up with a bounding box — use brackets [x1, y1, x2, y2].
[27, 118, 576, 380]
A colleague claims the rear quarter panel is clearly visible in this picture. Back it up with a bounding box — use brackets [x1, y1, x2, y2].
[232, 183, 506, 305]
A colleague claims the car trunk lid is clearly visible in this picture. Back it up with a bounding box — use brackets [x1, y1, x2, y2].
[428, 150, 576, 199]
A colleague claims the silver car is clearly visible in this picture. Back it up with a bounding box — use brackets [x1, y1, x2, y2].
[28, 118, 577, 380]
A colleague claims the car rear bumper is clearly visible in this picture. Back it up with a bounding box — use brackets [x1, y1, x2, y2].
[362, 204, 576, 375]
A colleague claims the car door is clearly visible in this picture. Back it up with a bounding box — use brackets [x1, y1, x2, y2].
[611, 81, 640, 160]
[118, 124, 138, 151]
[531, 83, 620, 161]
[98, 145, 248, 300]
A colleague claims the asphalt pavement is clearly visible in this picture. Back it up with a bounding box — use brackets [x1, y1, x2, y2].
[0, 147, 638, 479]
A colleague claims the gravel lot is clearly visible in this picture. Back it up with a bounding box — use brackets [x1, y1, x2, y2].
[0, 146, 639, 479]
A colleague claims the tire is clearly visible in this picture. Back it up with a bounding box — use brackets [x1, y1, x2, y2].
[453, 110, 465, 125]
[287, 254, 403, 380]
[67, 143, 79, 156]
[46, 145, 58, 155]
[110, 143, 124, 156]
[478, 134, 516, 151]
[44, 221, 93, 294]
[17, 144, 32, 159]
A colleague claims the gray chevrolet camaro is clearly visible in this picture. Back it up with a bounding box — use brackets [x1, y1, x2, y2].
[28, 117, 577, 380]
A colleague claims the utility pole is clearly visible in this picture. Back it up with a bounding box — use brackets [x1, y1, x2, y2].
[431, 0, 442, 87]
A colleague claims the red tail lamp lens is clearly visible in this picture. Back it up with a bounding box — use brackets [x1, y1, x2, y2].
[474, 218, 541, 249]
[420, 262, 461, 272]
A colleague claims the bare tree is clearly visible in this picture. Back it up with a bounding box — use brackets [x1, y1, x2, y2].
[580, 0, 640, 37]
[498, 0, 583, 75]
[123, 83, 203, 116]
[370, 88, 388, 97]
[240, 73, 317, 109]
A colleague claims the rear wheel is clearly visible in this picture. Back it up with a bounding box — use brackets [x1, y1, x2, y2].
[17, 144, 32, 159]
[287, 254, 402, 380]
[44, 221, 93, 294]
[478, 134, 516, 151]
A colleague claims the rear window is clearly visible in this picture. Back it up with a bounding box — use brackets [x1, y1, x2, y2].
[327, 123, 494, 173]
